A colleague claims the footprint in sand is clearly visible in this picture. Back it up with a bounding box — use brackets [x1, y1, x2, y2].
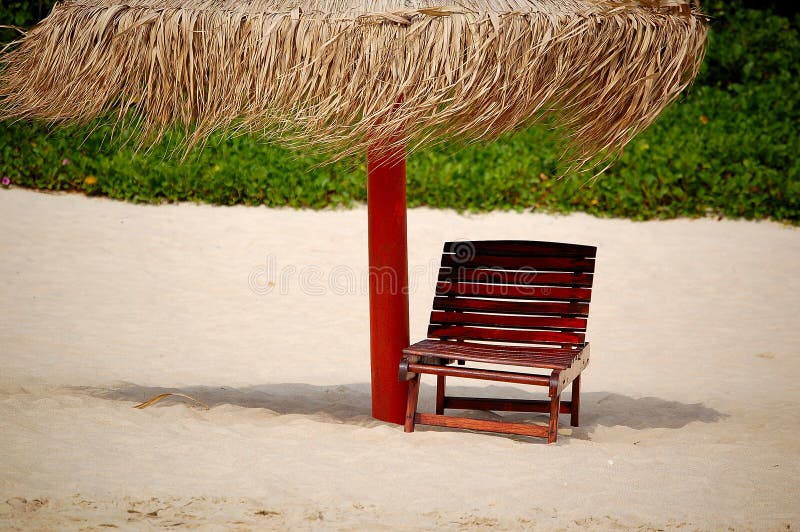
[4, 497, 49, 514]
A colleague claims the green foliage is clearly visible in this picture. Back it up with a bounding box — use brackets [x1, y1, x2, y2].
[0, 2, 798, 222]
[0, 124, 367, 206]
[701, 2, 800, 86]
[0, 0, 57, 42]
[404, 70, 799, 222]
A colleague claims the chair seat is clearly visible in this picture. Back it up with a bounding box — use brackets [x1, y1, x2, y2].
[403, 339, 585, 370]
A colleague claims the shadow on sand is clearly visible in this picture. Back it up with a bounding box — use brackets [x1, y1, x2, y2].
[75, 382, 726, 440]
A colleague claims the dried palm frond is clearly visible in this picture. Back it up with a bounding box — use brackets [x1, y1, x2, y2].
[0, 0, 707, 166]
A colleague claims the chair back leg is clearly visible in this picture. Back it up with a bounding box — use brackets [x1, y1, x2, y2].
[571, 375, 581, 427]
[435, 375, 446, 415]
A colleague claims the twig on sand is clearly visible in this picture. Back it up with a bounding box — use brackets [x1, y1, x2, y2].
[133, 393, 209, 410]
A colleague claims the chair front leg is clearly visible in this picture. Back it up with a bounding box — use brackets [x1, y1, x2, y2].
[548, 372, 561, 444]
[404, 373, 421, 433]
[548, 392, 561, 444]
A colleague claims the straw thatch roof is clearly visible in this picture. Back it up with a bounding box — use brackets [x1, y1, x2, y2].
[0, 0, 707, 165]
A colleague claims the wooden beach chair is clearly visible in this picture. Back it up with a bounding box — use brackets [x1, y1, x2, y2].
[399, 240, 596, 443]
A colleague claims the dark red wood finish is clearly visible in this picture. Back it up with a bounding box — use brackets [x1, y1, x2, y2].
[400, 240, 596, 443]
[438, 269, 594, 287]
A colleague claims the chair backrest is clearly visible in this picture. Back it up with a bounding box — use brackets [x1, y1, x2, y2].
[430, 240, 597, 348]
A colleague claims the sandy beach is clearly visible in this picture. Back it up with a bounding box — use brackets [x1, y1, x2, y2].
[0, 188, 798, 530]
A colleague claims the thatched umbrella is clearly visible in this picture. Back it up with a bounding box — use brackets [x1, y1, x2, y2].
[0, 0, 708, 424]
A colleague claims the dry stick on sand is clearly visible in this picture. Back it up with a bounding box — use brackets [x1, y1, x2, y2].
[0, 0, 707, 168]
[133, 393, 210, 410]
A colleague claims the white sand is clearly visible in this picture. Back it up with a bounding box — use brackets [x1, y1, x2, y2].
[1, 188, 798, 530]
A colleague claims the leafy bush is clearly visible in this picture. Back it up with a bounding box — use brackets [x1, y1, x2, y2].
[0, 2, 798, 222]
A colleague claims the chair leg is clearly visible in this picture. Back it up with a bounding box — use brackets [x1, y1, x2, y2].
[571, 375, 581, 427]
[548, 393, 561, 444]
[435, 375, 446, 415]
[404, 374, 421, 433]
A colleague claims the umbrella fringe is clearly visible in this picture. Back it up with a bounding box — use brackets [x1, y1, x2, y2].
[0, 0, 707, 168]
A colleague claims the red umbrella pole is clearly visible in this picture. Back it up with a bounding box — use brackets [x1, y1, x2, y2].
[367, 138, 409, 425]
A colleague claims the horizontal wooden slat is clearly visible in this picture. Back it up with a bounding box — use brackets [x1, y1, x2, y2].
[444, 397, 573, 414]
[444, 241, 596, 258]
[416, 413, 549, 438]
[438, 268, 594, 287]
[406, 362, 551, 386]
[440, 254, 595, 273]
[405, 340, 582, 357]
[403, 340, 584, 369]
[429, 311, 587, 332]
[436, 282, 592, 302]
[433, 297, 589, 316]
[428, 325, 584, 345]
